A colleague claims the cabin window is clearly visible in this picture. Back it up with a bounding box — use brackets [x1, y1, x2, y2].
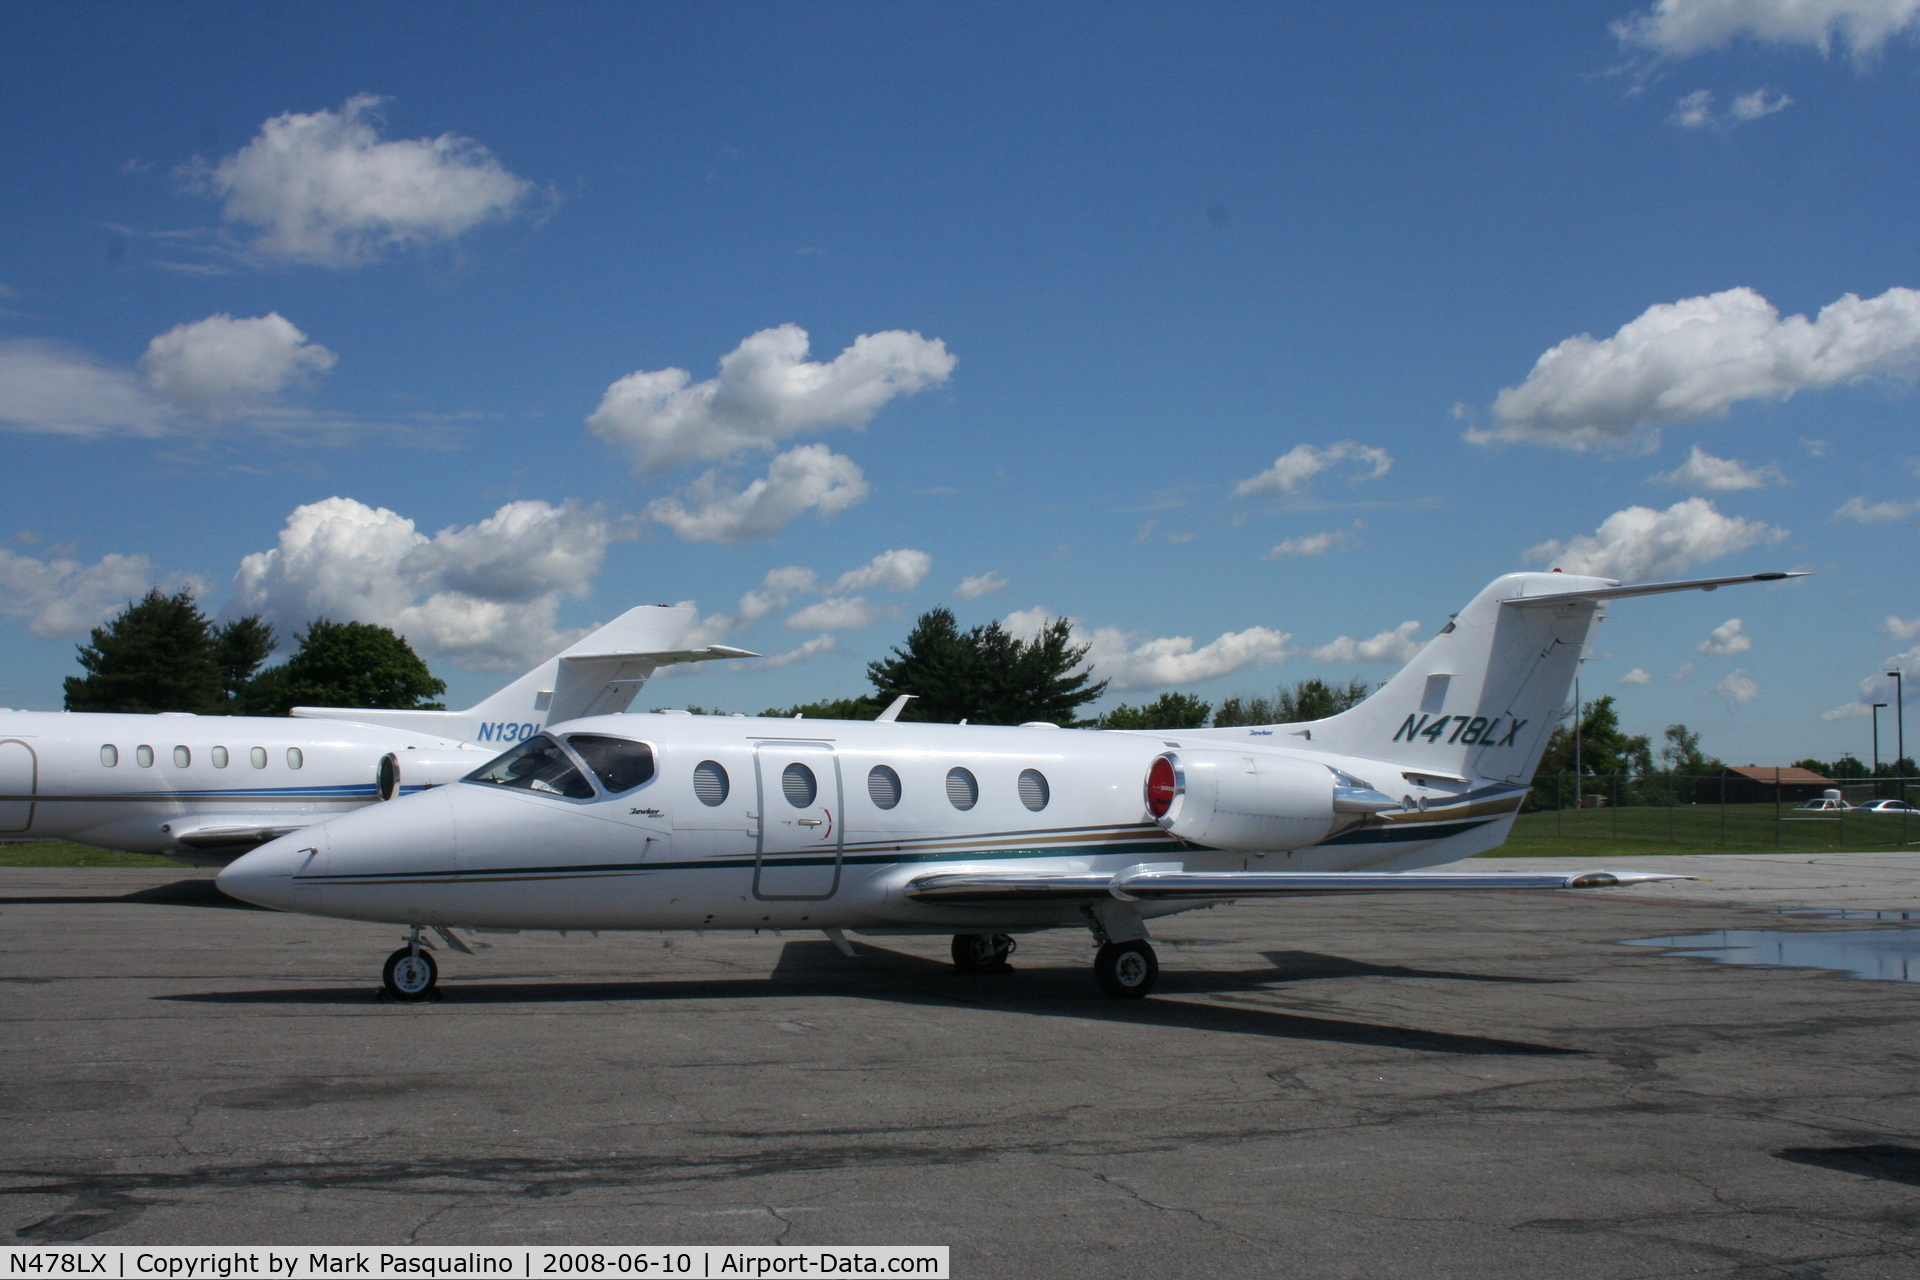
[782, 762, 818, 808]
[567, 735, 655, 793]
[100, 745, 118, 767]
[250, 746, 268, 769]
[286, 748, 304, 770]
[211, 746, 229, 768]
[945, 767, 978, 811]
[136, 745, 154, 768]
[1018, 768, 1050, 811]
[867, 765, 902, 810]
[693, 760, 729, 806]
[173, 746, 191, 768]
[464, 734, 594, 800]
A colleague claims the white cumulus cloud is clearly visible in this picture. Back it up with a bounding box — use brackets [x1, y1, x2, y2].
[1615, 0, 1920, 59]
[191, 94, 532, 267]
[139, 312, 335, 410]
[1670, 88, 1793, 128]
[1310, 621, 1424, 664]
[1698, 617, 1753, 655]
[1234, 441, 1393, 497]
[953, 572, 1008, 601]
[1731, 89, 1794, 119]
[759, 634, 840, 669]
[1005, 607, 1294, 691]
[1671, 88, 1718, 127]
[1834, 496, 1920, 522]
[230, 496, 617, 669]
[784, 596, 889, 631]
[1651, 444, 1784, 491]
[1620, 667, 1654, 684]
[589, 324, 955, 474]
[0, 548, 167, 637]
[1717, 668, 1762, 707]
[1525, 497, 1785, 581]
[1884, 615, 1920, 641]
[1823, 640, 1919, 720]
[1475, 287, 1920, 451]
[830, 548, 931, 593]
[646, 445, 870, 543]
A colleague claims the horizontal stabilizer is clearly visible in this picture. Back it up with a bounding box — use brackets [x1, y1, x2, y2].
[904, 867, 1692, 905]
[549, 645, 757, 724]
[1502, 571, 1806, 608]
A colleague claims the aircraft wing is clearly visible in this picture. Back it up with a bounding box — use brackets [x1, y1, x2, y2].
[160, 816, 318, 853]
[903, 867, 1691, 905]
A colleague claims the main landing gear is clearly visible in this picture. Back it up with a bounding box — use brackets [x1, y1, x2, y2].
[382, 927, 439, 1001]
[951, 933, 1016, 974]
[1093, 940, 1158, 999]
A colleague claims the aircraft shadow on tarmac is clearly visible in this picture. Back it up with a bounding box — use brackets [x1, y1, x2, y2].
[0, 879, 266, 910]
[1776, 1144, 1920, 1187]
[159, 940, 1581, 1057]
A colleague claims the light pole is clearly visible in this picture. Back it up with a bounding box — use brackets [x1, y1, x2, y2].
[1890, 670, 1906, 772]
[1872, 703, 1887, 774]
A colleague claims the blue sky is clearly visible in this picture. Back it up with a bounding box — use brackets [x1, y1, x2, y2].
[2, 1, 1917, 767]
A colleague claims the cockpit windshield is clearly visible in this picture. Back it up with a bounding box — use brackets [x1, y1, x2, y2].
[464, 734, 594, 800]
[566, 735, 656, 793]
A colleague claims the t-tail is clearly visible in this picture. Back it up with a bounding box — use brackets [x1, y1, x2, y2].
[290, 606, 757, 746]
[1201, 570, 1804, 786]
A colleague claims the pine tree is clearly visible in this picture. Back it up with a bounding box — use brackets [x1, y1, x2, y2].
[63, 590, 222, 713]
[866, 607, 1108, 725]
[1092, 692, 1212, 730]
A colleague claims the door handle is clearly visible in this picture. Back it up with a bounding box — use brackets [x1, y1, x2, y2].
[797, 818, 823, 827]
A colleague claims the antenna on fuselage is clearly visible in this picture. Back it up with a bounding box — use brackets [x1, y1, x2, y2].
[876, 694, 917, 723]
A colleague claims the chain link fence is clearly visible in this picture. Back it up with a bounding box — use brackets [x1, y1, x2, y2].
[1520, 772, 1918, 851]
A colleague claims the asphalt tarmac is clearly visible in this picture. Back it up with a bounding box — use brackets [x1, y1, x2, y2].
[3, 861, 1918, 1278]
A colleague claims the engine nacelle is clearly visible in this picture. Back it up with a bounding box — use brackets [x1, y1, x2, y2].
[1144, 750, 1397, 852]
[378, 747, 492, 800]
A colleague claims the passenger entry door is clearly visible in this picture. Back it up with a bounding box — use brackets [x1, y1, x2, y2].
[753, 742, 841, 899]
[0, 740, 35, 832]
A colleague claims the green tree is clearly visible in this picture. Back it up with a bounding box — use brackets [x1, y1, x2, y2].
[241, 619, 446, 715]
[1214, 678, 1372, 727]
[866, 607, 1108, 725]
[1092, 692, 1212, 730]
[213, 616, 278, 705]
[1660, 724, 1723, 776]
[760, 696, 885, 720]
[1534, 695, 1652, 780]
[64, 589, 223, 713]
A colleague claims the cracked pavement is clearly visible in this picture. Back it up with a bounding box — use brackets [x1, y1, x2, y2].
[2, 863, 1918, 1278]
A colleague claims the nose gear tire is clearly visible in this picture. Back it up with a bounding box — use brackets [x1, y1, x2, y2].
[1094, 939, 1157, 998]
[382, 946, 439, 1001]
[951, 932, 1016, 973]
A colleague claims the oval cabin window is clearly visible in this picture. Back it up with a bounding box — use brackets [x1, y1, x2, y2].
[945, 767, 978, 811]
[286, 748, 304, 770]
[693, 760, 729, 806]
[100, 745, 118, 767]
[1018, 768, 1050, 811]
[173, 746, 191, 768]
[867, 765, 902, 810]
[782, 762, 818, 808]
[211, 746, 229, 768]
[136, 745, 154, 768]
[250, 746, 268, 769]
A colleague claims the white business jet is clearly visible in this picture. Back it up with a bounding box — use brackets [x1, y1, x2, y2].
[219, 569, 1801, 1000]
[0, 607, 752, 863]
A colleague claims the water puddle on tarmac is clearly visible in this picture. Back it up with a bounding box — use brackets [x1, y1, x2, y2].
[1623, 909, 1920, 983]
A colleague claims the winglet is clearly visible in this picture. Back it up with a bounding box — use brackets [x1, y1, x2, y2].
[876, 694, 917, 722]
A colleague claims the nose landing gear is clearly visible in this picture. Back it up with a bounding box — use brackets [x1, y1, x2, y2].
[951, 932, 1016, 973]
[382, 927, 439, 1001]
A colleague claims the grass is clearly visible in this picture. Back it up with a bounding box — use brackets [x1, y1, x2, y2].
[0, 840, 180, 867]
[1475, 805, 1920, 858]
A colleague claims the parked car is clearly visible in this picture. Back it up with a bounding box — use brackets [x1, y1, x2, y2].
[1851, 799, 1917, 814]
[1792, 796, 1849, 812]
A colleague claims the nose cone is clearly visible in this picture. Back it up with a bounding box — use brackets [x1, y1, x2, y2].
[217, 830, 318, 911]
